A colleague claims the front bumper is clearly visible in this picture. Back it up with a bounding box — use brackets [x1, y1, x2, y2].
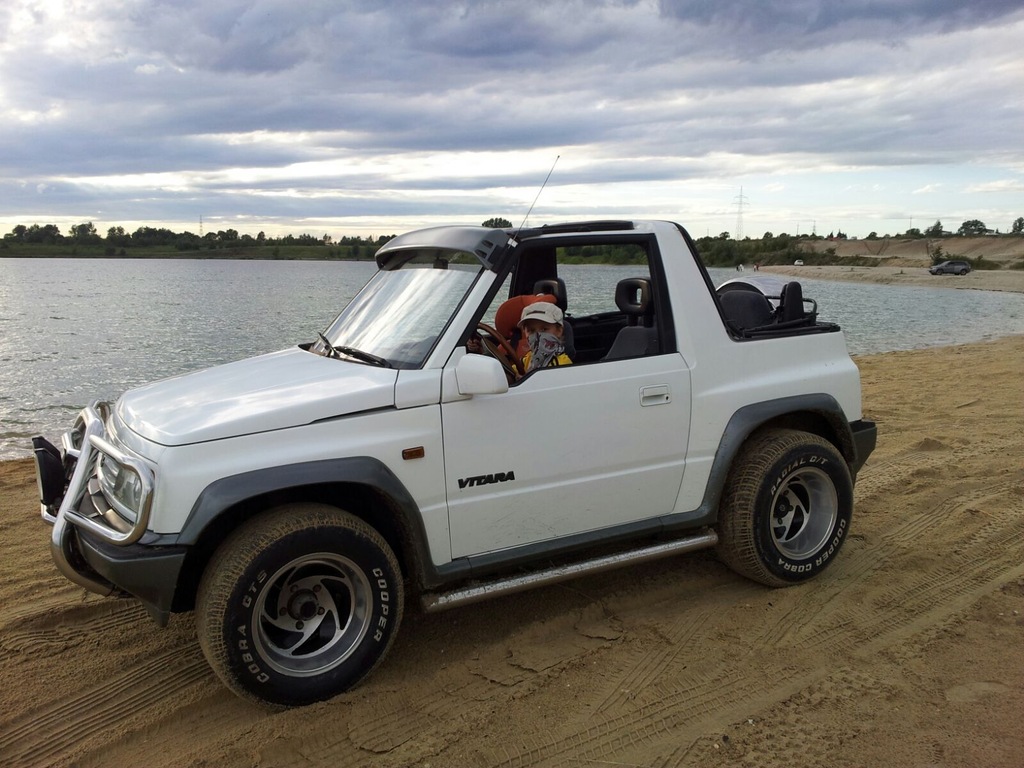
[74, 530, 187, 624]
[33, 402, 183, 625]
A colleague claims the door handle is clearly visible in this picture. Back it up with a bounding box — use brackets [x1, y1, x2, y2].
[640, 385, 671, 407]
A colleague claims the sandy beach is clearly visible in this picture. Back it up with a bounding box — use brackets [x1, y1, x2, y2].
[761, 263, 1024, 294]
[1, 270, 1022, 767]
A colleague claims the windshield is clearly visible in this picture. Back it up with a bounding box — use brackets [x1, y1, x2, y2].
[315, 255, 483, 369]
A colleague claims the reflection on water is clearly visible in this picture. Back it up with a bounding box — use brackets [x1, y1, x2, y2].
[766, 274, 1024, 355]
[2, 258, 1023, 459]
[0, 258, 377, 460]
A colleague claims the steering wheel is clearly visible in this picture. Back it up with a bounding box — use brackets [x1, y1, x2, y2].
[475, 322, 524, 380]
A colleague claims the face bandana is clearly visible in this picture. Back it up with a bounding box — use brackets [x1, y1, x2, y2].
[526, 331, 565, 371]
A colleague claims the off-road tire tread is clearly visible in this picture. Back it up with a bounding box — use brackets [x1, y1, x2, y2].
[717, 428, 847, 587]
[196, 502, 403, 707]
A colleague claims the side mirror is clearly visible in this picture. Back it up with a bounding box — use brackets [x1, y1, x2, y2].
[455, 354, 509, 395]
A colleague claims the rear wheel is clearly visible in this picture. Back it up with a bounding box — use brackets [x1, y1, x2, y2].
[196, 503, 403, 707]
[717, 429, 852, 587]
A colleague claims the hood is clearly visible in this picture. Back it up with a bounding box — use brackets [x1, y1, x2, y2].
[117, 347, 397, 446]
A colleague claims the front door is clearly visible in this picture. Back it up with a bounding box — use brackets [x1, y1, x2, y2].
[441, 354, 690, 558]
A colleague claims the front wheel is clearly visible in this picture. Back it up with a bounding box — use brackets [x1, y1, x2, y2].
[717, 429, 853, 587]
[196, 503, 404, 707]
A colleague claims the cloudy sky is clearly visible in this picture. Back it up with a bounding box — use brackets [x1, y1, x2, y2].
[2, 0, 1023, 240]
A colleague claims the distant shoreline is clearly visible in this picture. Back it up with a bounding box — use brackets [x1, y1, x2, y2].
[760, 264, 1024, 294]
[0, 250, 376, 262]
[6, 242, 1024, 293]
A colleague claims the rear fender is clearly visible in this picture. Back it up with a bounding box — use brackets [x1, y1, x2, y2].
[666, 394, 856, 531]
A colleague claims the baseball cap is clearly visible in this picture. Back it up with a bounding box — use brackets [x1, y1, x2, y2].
[519, 301, 563, 326]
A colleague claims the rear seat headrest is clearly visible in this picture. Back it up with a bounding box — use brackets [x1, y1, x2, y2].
[615, 278, 652, 316]
[533, 278, 567, 312]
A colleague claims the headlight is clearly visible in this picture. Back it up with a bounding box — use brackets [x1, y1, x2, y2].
[97, 453, 146, 522]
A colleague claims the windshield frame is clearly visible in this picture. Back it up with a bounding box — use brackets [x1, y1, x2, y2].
[313, 252, 486, 370]
[374, 226, 513, 271]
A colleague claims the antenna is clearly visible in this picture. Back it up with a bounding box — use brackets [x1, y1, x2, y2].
[517, 155, 560, 234]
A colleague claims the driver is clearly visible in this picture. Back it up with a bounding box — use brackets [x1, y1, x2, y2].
[519, 302, 572, 371]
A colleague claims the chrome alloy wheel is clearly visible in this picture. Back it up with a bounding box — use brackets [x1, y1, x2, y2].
[252, 553, 373, 677]
[769, 467, 838, 560]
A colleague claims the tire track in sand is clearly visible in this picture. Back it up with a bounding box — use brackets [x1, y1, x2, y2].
[589, 610, 713, 716]
[0, 599, 148, 655]
[754, 478, 1020, 652]
[0, 647, 215, 768]
[463, 476, 1024, 767]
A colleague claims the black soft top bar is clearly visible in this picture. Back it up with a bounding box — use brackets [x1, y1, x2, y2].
[513, 220, 636, 239]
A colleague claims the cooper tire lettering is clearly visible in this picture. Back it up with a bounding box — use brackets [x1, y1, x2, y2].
[196, 503, 404, 707]
[717, 428, 854, 587]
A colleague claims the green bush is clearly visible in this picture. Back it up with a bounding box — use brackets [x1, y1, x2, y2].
[967, 256, 1002, 271]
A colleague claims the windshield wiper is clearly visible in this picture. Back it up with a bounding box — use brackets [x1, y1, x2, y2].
[334, 344, 391, 368]
[317, 332, 339, 358]
[317, 333, 390, 367]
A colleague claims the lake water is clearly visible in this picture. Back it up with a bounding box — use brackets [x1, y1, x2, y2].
[3, 258, 1024, 460]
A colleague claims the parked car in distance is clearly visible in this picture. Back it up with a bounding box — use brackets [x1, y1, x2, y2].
[793, 259, 804, 266]
[929, 260, 971, 275]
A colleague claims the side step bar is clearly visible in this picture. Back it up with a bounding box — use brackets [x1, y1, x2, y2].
[421, 530, 719, 613]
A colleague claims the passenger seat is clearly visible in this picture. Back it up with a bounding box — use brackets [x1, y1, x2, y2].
[604, 278, 658, 360]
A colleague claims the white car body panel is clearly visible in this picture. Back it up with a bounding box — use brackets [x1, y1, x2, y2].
[145, 404, 451, 556]
[117, 348, 397, 446]
[441, 353, 691, 556]
[651, 222, 863, 512]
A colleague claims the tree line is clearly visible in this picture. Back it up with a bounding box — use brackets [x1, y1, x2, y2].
[1, 222, 398, 258]
[887, 217, 1024, 238]
[3, 216, 1021, 267]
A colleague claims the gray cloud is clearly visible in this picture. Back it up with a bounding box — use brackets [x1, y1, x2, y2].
[1, 0, 1022, 236]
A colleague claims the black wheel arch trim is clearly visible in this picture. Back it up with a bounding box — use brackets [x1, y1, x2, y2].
[665, 394, 872, 531]
[849, 418, 877, 477]
[173, 457, 453, 593]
